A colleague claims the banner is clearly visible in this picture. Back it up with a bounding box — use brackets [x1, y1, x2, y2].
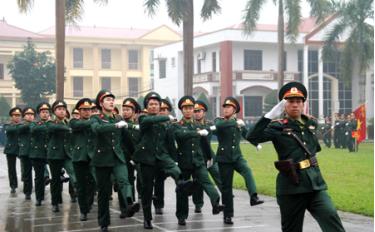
[352, 104, 366, 144]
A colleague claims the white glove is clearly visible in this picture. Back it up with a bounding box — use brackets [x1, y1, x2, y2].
[115, 120, 128, 128]
[265, 99, 287, 119]
[237, 119, 245, 127]
[331, 126, 334, 129]
[209, 125, 216, 131]
[133, 124, 140, 130]
[130, 160, 135, 166]
[206, 159, 214, 169]
[197, 129, 209, 136]
[168, 115, 176, 121]
[256, 144, 262, 151]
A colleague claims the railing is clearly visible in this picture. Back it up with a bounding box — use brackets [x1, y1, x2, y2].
[193, 71, 299, 83]
[193, 72, 220, 83]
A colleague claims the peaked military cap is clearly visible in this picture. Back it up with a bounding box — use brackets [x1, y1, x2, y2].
[123, 97, 141, 113]
[178, 96, 195, 110]
[194, 100, 208, 112]
[279, 81, 307, 102]
[143, 91, 161, 108]
[222, 97, 240, 113]
[52, 100, 67, 112]
[72, 108, 80, 115]
[161, 98, 173, 111]
[36, 102, 51, 113]
[96, 89, 115, 110]
[9, 107, 22, 116]
[91, 100, 97, 109]
[75, 98, 92, 110]
[22, 107, 36, 116]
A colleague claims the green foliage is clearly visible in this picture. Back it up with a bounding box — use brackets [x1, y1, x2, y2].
[211, 143, 374, 216]
[7, 39, 56, 108]
[197, 93, 212, 120]
[137, 96, 145, 109]
[0, 95, 11, 117]
[263, 89, 278, 113]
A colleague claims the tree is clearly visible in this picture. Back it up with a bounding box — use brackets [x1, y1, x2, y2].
[7, 39, 56, 107]
[0, 95, 11, 117]
[322, 0, 374, 83]
[17, 0, 108, 100]
[243, 0, 332, 89]
[263, 89, 278, 113]
[197, 92, 212, 120]
[144, 0, 221, 95]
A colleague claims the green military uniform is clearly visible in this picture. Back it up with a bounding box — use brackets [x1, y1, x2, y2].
[18, 107, 36, 199]
[4, 107, 22, 192]
[70, 98, 96, 220]
[214, 97, 262, 224]
[320, 121, 332, 148]
[345, 118, 357, 152]
[247, 81, 345, 232]
[333, 117, 343, 148]
[29, 102, 51, 205]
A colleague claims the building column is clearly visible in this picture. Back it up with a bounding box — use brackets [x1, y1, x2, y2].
[92, 46, 100, 94]
[303, 45, 309, 89]
[120, 46, 128, 97]
[219, 41, 233, 108]
[11, 82, 16, 107]
[318, 47, 324, 121]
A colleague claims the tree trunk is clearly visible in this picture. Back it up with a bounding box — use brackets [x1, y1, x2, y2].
[183, 0, 194, 96]
[55, 0, 65, 100]
[277, 0, 285, 90]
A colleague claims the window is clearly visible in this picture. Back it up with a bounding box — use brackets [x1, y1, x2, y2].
[101, 49, 111, 69]
[171, 57, 175, 67]
[197, 59, 201, 74]
[128, 49, 139, 70]
[0, 63, 4, 80]
[128, 77, 139, 97]
[283, 51, 287, 71]
[73, 48, 83, 68]
[73, 76, 83, 97]
[244, 50, 262, 70]
[212, 52, 216, 72]
[101, 77, 111, 90]
[150, 50, 154, 77]
[244, 96, 263, 117]
[159, 59, 166, 79]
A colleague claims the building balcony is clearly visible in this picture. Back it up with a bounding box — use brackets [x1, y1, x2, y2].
[193, 72, 220, 83]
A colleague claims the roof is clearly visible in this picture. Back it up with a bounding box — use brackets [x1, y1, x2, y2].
[0, 19, 48, 40]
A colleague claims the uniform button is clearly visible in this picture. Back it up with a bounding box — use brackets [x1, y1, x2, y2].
[112, 139, 114, 142]
[301, 132, 304, 135]
[88, 139, 91, 142]
[192, 144, 194, 146]
[232, 146, 235, 149]
[221, 148, 224, 150]
[98, 149, 101, 153]
[112, 146, 115, 149]
[77, 147, 80, 150]
[303, 142, 306, 145]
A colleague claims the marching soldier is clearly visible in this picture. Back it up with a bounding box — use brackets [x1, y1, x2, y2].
[174, 96, 224, 225]
[345, 113, 357, 152]
[247, 82, 345, 232]
[71, 108, 80, 120]
[214, 97, 263, 224]
[91, 90, 140, 232]
[70, 98, 96, 221]
[133, 92, 190, 229]
[18, 107, 36, 199]
[192, 100, 223, 213]
[333, 113, 342, 148]
[320, 117, 332, 148]
[339, 114, 347, 149]
[30, 102, 50, 206]
[4, 107, 22, 194]
[47, 100, 77, 213]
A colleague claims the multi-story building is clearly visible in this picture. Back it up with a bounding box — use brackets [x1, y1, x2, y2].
[153, 17, 374, 122]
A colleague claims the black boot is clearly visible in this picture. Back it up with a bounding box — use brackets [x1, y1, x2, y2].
[212, 203, 225, 215]
[250, 193, 264, 206]
[120, 208, 127, 218]
[155, 207, 163, 215]
[80, 213, 87, 221]
[25, 194, 31, 200]
[35, 200, 42, 206]
[52, 205, 59, 213]
[100, 226, 108, 232]
[178, 218, 186, 226]
[144, 220, 153, 229]
[224, 217, 233, 224]
[10, 188, 16, 194]
[126, 202, 140, 217]
[194, 206, 202, 213]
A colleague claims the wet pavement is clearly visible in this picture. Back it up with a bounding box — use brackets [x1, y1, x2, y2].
[0, 148, 373, 232]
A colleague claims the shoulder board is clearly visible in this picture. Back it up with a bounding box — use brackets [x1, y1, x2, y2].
[271, 118, 288, 124]
[99, 114, 104, 119]
[178, 120, 184, 125]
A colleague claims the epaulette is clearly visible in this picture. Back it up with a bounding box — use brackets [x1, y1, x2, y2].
[271, 118, 288, 124]
[178, 120, 184, 125]
[99, 113, 104, 119]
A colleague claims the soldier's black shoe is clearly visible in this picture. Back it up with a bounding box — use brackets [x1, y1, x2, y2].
[119, 208, 127, 218]
[25, 194, 31, 200]
[100, 226, 108, 232]
[126, 202, 140, 218]
[10, 188, 16, 194]
[144, 220, 153, 229]
[155, 208, 163, 215]
[70, 196, 77, 203]
[212, 204, 225, 215]
[194, 207, 202, 213]
[224, 217, 233, 224]
[52, 205, 59, 213]
[250, 194, 264, 206]
[35, 200, 42, 206]
[80, 213, 87, 221]
[44, 177, 51, 186]
[60, 176, 70, 183]
[178, 219, 186, 226]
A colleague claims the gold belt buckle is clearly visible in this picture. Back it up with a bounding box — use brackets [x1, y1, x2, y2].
[298, 159, 311, 169]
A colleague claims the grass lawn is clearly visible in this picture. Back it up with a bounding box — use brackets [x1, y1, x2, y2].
[212, 142, 374, 216]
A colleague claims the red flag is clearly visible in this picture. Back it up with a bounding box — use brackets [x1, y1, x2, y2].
[352, 104, 366, 144]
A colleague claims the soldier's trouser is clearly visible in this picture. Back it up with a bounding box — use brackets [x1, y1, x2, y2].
[193, 162, 223, 208]
[277, 191, 345, 232]
[96, 159, 132, 227]
[153, 169, 166, 209]
[73, 161, 96, 214]
[118, 162, 137, 211]
[176, 166, 220, 220]
[140, 157, 181, 221]
[219, 158, 257, 218]
[48, 159, 65, 205]
[347, 137, 355, 152]
[31, 158, 47, 201]
[333, 132, 340, 148]
[6, 154, 18, 189]
[340, 133, 347, 149]
[63, 159, 77, 198]
[323, 135, 331, 148]
[20, 156, 33, 195]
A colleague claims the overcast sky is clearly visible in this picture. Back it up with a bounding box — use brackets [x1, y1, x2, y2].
[0, 0, 312, 33]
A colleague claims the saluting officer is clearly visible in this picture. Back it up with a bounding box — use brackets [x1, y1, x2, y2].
[214, 97, 263, 225]
[174, 96, 224, 226]
[70, 98, 96, 221]
[333, 113, 341, 148]
[192, 100, 223, 213]
[18, 107, 36, 199]
[4, 107, 22, 194]
[30, 103, 51, 206]
[247, 82, 345, 232]
[91, 90, 140, 232]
